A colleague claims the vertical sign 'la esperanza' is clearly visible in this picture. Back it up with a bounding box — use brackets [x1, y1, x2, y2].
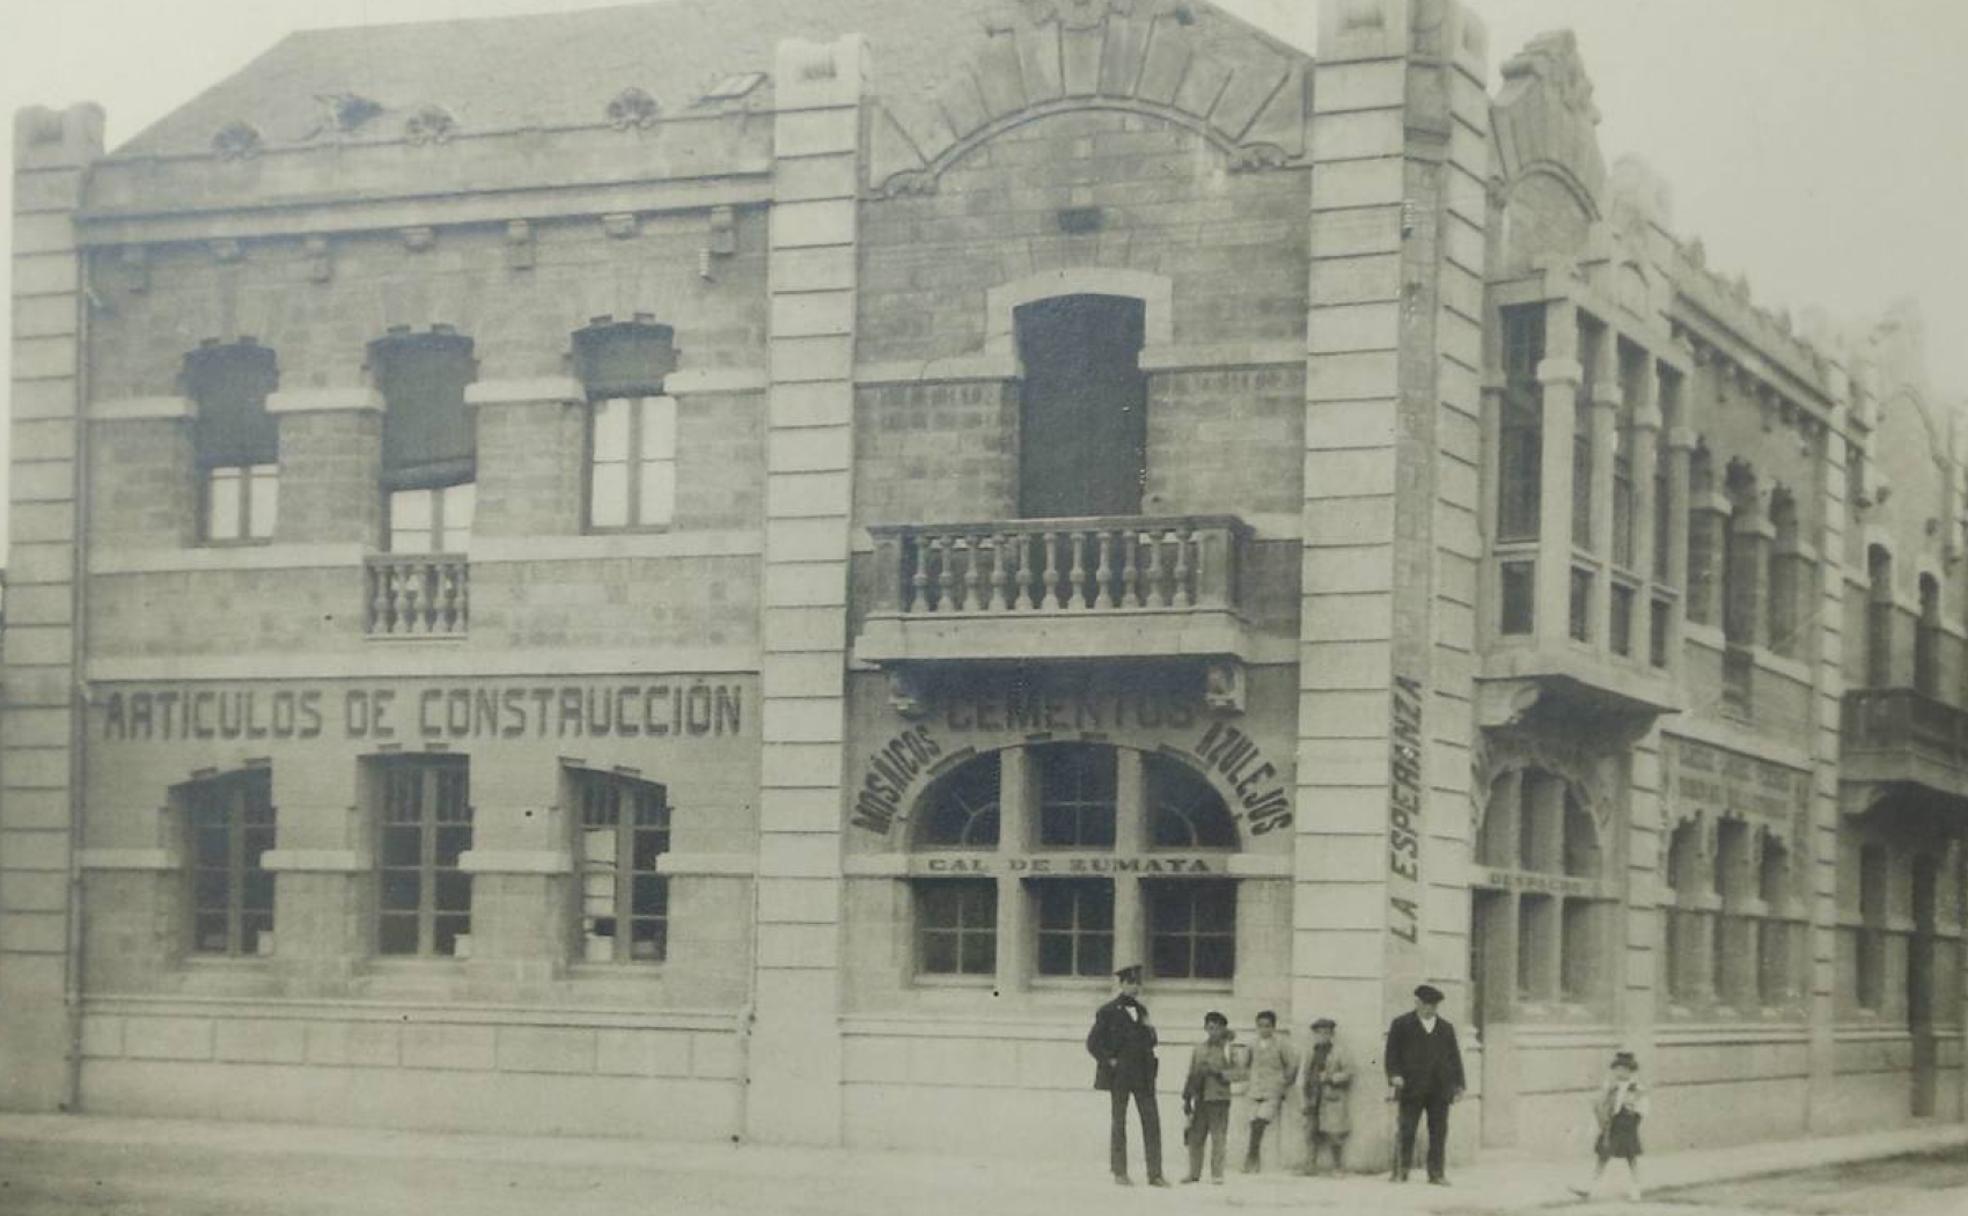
[1388, 675, 1424, 944]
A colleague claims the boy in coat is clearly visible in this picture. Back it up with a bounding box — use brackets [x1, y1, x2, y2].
[1181, 1011, 1240, 1185]
[1241, 1010, 1299, 1173]
[1299, 1017, 1353, 1175]
[1086, 964, 1169, 1186]
[1383, 984, 1466, 1185]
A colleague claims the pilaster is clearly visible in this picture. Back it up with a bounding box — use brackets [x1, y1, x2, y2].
[2, 102, 102, 1112]
[746, 34, 864, 1147]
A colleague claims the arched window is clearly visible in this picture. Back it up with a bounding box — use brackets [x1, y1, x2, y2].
[1722, 460, 1759, 646]
[1664, 817, 1706, 1003]
[184, 340, 280, 544]
[915, 753, 1002, 848]
[1476, 767, 1610, 1006]
[1146, 754, 1238, 848]
[1686, 444, 1718, 625]
[1757, 831, 1796, 1004]
[906, 742, 1248, 986]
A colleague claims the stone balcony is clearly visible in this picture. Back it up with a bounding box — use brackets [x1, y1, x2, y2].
[366, 553, 470, 638]
[1842, 687, 1968, 804]
[855, 515, 1253, 666]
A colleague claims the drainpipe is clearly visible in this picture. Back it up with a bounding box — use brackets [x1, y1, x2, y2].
[61, 235, 96, 1114]
[732, 857, 761, 1142]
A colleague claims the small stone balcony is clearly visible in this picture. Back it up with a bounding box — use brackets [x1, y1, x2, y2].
[366, 554, 470, 638]
[1842, 688, 1968, 803]
[855, 515, 1253, 665]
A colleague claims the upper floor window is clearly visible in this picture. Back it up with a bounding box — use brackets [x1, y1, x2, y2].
[184, 767, 275, 956]
[572, 769, 671, 964]
[1497, 306, 1546, 544]
[1612, 341, 1642, 570]
[1653, 369, 1681, 585]
[1572, 317, 1605, 551]
[1866, 545, 1895, 687]
[1915, 573, 1941, 696]
[576, 320, 679, 532]
[185, 340, 279, 544]
[1767, 488, 1800, 657]
[373, 329, 476, 553]
[1017, 295, 1146, 519]
[373, 755, 472, 957]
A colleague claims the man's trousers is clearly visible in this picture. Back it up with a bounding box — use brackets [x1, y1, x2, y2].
[1395, 1093, 1451, 1181]
[1109, 1078, 1163, 1180]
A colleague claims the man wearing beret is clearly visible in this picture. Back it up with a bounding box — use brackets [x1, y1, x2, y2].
[1383, 983, 1466, 1185]
[1087, 964, 1169, 1186]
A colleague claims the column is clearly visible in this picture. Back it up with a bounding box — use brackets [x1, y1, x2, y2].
[1664, 417, 1696, 675]
[993, 748, 1033, 994]
[1, 103, 101, 1112]
[1629, 361, 1662, 595]
[1113, 749, 1147, 971]
[747, 34, 864, 1147]
[1534, 304, 1582, 649]
[1587, 327, 1620, 643]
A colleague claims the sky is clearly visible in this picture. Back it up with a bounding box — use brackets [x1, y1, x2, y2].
[3, 0, 1965, 557]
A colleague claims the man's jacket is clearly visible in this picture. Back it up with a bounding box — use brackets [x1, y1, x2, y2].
[1383, 1012, 1466, 1101]
[1086, 995, 1158, 1091]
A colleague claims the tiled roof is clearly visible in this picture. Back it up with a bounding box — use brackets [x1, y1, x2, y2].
[116, 0, 1284, 158]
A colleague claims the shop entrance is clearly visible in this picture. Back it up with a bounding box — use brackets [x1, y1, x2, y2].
[1908, 855, 1938, 1117]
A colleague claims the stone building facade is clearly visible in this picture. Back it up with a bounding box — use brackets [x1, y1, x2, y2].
[4, 0, 1963, 1166]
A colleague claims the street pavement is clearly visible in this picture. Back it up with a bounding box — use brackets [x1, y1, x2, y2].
[0, 1113, 1963, 1215]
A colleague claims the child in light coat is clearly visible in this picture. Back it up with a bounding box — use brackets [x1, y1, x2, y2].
[1571, 1051, 1648, 1201]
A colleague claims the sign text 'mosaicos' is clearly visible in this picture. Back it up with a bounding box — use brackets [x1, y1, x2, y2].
[100, 682, 746, 743]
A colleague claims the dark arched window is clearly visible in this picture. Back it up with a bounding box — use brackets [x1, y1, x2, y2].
[915, 753, 1002, 848]
[1146, 754, 1237, 848]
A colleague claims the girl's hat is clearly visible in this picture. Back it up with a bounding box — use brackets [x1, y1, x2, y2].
[1611, 1051, 1639, 1069]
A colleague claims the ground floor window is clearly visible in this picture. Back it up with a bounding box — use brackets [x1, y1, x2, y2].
[185, 768, 276, 956]
[573, 770, 670, 963]
[915, 879, 997, 977]
[906, 742, 1247, 988]
[375, 756, 472, 957]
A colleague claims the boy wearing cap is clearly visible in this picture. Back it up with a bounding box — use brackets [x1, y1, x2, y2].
[1383, 983, 1466, 1186]
[1087, 964, 1169, 1187]
[1181, 1011, 1240, 1185]
[1241, 1011, 1298, 1173]
[1300, 1017, 1353, 1175]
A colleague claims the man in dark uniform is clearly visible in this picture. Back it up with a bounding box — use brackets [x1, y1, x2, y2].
[1087, 964, 1169, 1186]
[1383, 983, 1466, 1185]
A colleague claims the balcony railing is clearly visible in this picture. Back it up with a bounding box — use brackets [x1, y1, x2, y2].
[1842, 687, 1968, 802]
[366, 554, 469, 638]
[858, 515, 1251, 664]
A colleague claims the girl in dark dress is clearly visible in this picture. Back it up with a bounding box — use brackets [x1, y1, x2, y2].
[1572, 1051, 1648, 1201]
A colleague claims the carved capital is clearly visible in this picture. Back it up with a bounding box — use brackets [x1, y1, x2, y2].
[888, 668, 931, 720]
[1203, 660, 1246, 715]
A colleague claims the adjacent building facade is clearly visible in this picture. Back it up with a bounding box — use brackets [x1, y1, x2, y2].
[4, 0, 1963, 1166]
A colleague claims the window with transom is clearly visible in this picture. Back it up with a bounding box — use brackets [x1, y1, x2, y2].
[184, 768, 276, 957]
[572, 770, 671, 964]
[185, 341, 280, 544]
[374, 329, 476, 554]
[374, 756, 472, 957]
[905, 742, 1247, 989]
[577, 320, 679, 532]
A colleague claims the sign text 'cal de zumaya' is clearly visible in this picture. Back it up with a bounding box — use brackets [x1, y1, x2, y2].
[97, 679, 747, 743]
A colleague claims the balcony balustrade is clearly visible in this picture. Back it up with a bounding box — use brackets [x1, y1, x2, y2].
[366, 554, 469, 638]
[1842, 687, 1968, 803]
[857, 515, 1251, 665]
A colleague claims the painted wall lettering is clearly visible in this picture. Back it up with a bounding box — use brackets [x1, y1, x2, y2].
[851, 725, 942, 835]
[919, 856, 1216, 875]
[100, 680, 746, 743]
[943, 686, 1196, 734]
[1193, 721, 1293, 834]
[1387, 675, 1424, 944]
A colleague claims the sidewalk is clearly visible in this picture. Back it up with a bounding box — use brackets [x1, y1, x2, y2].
[0, 1111, 1962, 1215]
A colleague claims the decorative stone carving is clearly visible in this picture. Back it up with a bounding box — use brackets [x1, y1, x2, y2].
[1021, 0, 1134, 30]
[1203, 660, 1245, 715]
[211, 121, 263, 161]
[1501, 31, 1599, 125]
[403, 104, 456, 145]
[606, 87, 661, 130]
[887, 668, 930, 720]
[1229, 142, 1289, 173]
[317, 91, 383, 134]
[878, 169, 939, 198]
